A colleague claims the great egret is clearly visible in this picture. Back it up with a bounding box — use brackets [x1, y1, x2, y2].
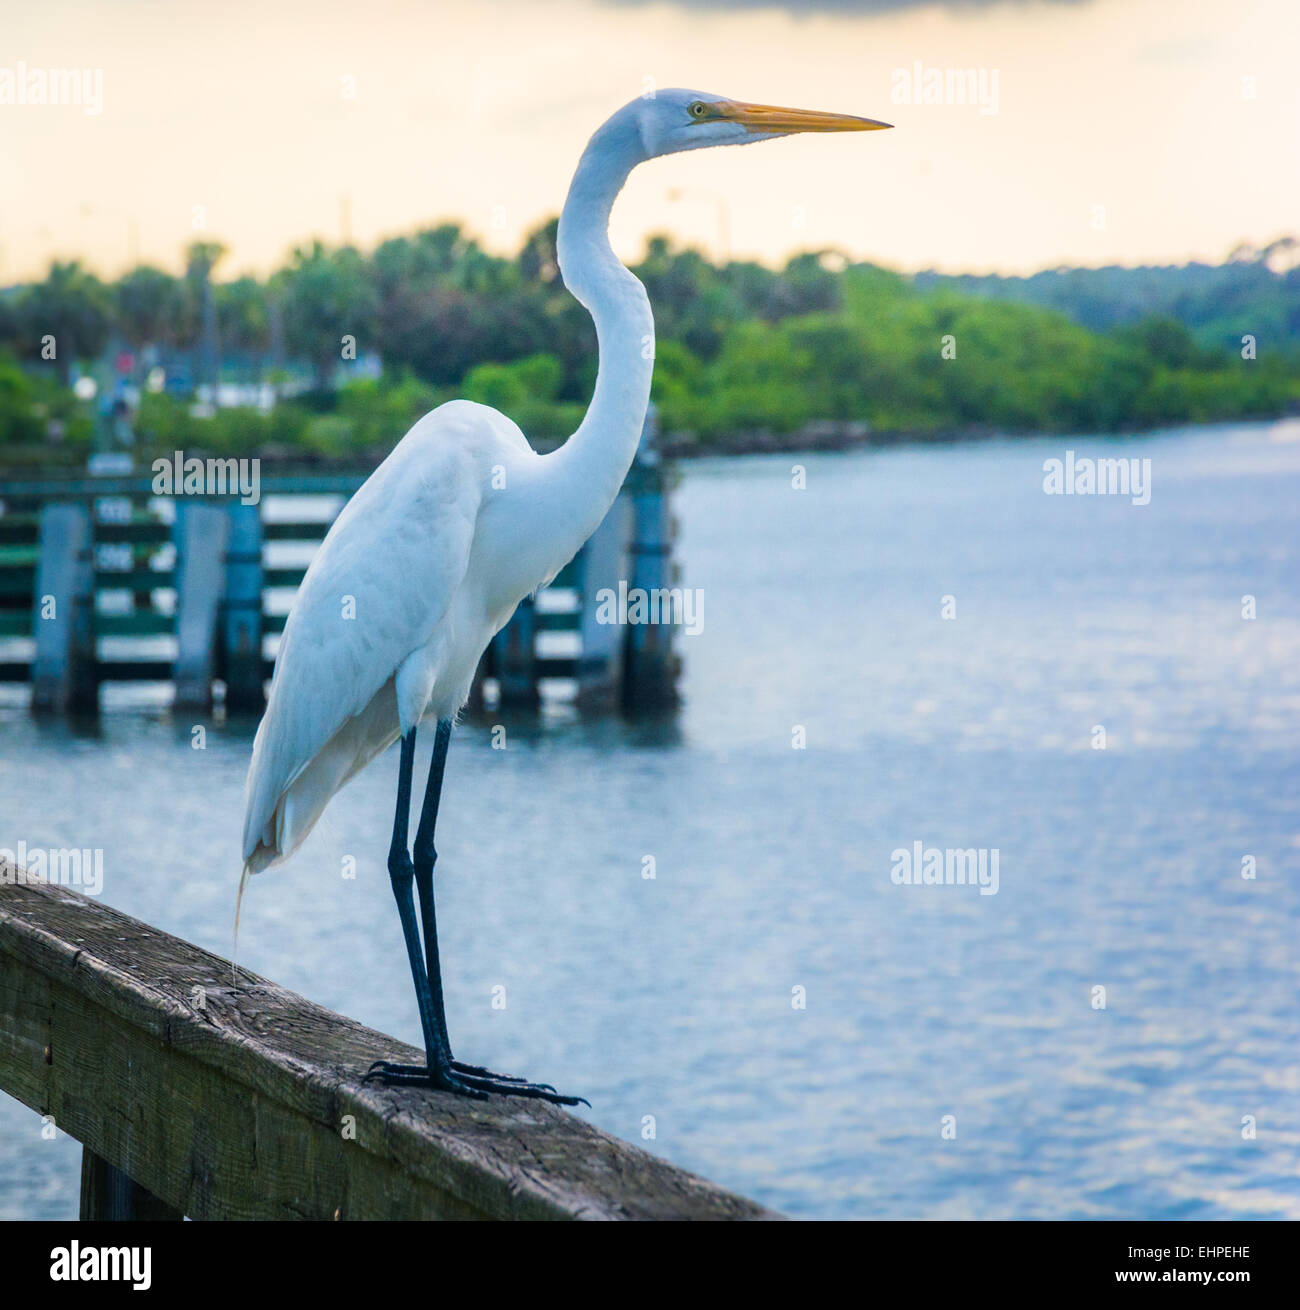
[240, 89, 891, 1104]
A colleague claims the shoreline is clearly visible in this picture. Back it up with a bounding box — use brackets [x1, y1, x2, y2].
[2, 411, 1296, 483]
[659, 410, 1299, 460]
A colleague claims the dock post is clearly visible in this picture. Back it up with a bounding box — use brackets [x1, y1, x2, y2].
[623, 408, 680, 710]
[576, 497, 631, 707]
[80, 1148, 182, 1221]
[172, 501, 229, 712]
[493, 596, 540, 707]
[466, 640, 492, 714]
[30, 503, 97, 715]
[220, 501, 265, 713]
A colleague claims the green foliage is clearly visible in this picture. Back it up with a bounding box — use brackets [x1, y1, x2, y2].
[0, 354, 93, 464]
[294, 374, 450, 455]
[217, 276, 271, 357]
[649, 258, 1299, 440]
[11, 261, 113, 385]
[275, 240, 378, 387]
[1, 228, 1298, 469]
[115, 266, 185, 351]
[915, 239, 1300, 354]
[134, 392, 316, 459]
[462, 354, 582, 443]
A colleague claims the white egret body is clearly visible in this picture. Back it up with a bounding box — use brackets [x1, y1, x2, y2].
[240, 90, 890, 1102]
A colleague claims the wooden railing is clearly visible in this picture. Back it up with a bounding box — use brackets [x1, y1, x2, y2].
[0, 458, 679, 713]
[0, 866, 776, 1221]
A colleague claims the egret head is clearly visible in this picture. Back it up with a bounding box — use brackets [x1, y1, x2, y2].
[560, 90, 890, 297]
[633, 87, 892, 159]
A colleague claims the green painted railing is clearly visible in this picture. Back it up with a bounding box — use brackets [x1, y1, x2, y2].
[0, 459, 676, 712]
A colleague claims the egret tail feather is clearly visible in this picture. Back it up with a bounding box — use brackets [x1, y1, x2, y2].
[233, 863, 251, 989]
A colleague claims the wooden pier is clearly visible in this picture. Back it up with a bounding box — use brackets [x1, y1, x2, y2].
[0, 419, 681, 715]
[0, 864, 777, 1221]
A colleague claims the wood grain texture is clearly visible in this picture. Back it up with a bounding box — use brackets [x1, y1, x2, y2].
[0, 865, 779, 1221]
[80, 1149, 184, 1220]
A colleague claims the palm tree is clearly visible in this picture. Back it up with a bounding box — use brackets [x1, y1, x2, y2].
[278, 240, 377, 388]
[115, 265, 183, 353]
[22, 261, 112, 386]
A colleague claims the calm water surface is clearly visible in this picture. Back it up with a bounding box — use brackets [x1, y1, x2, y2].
[2, 421, 1298, 1219]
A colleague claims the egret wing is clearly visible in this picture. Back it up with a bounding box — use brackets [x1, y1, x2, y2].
[241, 423, 480, 867]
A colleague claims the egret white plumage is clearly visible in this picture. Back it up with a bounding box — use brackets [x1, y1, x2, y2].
[240, 90, 891, 1104]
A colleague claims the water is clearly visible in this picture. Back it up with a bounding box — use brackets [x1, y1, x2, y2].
[2, 420, 1298, 1220]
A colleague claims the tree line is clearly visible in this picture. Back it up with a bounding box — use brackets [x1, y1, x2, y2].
[0, 223, 1295, 468]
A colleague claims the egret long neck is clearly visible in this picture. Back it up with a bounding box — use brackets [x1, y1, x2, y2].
[539, 122, 654, 562]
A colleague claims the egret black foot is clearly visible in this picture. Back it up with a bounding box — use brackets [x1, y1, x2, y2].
[365, 1058, 537, 1085]
[362, 1060, 488, 1100]
[363, 1059, 587, 1106]
[454, 1068, 587, 1106]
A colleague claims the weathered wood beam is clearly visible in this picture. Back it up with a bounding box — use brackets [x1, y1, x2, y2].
[172, 503, 230, 712]
[576, 497, 630, 709]
[80, 1149, 183, 1221]
[0, 868, 779, 1221]
[493, 596, 540, 707]
[623, 478, 681, 710]
[30, 503, 97, 714]
[623, 406, 680, 710]
[219, 501, 265, 713]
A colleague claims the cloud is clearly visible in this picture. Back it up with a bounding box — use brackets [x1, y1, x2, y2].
[599, 0, 1088, 14]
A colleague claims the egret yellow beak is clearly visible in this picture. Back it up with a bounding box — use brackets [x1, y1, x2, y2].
[709, 100, 893, 134]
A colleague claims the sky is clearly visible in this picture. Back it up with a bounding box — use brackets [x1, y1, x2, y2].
[1, 0, 1296, 283]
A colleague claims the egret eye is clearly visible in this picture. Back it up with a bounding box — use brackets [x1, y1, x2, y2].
[689, 101, 707, 120]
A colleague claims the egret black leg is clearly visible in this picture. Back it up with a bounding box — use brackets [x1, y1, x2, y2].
[364, 723, 588, 1107]
[365, 728, 485, 1100]
[414, 720, 559, 1092]
[413, 719, 453, 1050]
